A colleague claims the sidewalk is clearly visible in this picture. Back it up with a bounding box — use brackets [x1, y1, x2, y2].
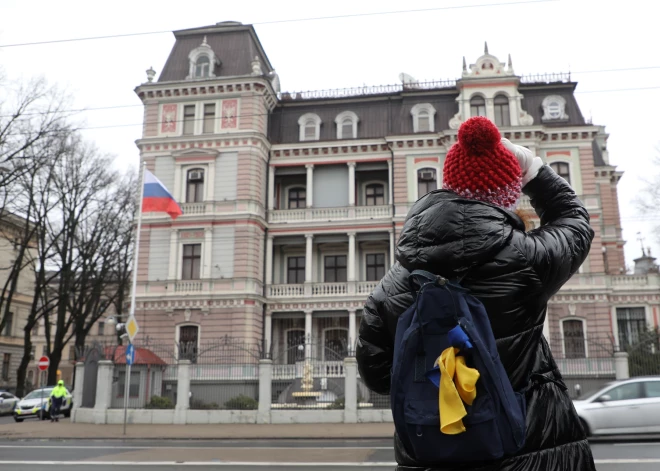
[0, 420, 395, 440]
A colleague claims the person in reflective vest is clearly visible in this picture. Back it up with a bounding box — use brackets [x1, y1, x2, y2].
[49, 380, 68, 422]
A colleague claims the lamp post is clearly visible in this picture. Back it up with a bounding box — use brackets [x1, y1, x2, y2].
[106, 315, 132, 435]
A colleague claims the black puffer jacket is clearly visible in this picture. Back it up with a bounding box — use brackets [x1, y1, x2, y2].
[356, 166, 596, 471]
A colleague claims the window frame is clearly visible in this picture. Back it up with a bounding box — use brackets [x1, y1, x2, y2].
[287, 186, 307, 209]
[324, 254, 348, 283]
[417, 167, 438, 198]
[194, 55, 211, 79]
[177, 324, 200, 363]
[410, 103, 436, 133]
[334, 111, 359, 139]
[181, 243, 202, 280]
[616, 306, 648, 349]
[549, 161, 571, 185]
[98, 322, 105, 336]
[560, 318, 587, 358]
[601, 382, 643, 402]
[365, 252, 387, 282]
[1, 353, 9, 381]
[182, 104, 196, 135]
[2, 311, 13, 337]
[186, 168, 205, 203]
[493, 94, 511, 127]
[286, 255, 306, 284]
[202, 103, 216, 134]
[364, 183, 386, 206]
[470, 95, 486, 118]
[298, 113, 322, 141]
[643, 381, 660, 398]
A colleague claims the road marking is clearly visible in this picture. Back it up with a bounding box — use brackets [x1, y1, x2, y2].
[613, 442, 660, 446]
[0, 460, 659, 466]
[0, 445, 394, 450]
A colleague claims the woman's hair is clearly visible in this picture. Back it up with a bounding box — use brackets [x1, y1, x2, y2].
[515, 209, 535, 232]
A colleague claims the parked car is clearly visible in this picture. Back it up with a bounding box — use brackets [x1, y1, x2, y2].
[13, 387, 73, 422]
[0, 391, 19, 415]
[573, 377, 660, 436]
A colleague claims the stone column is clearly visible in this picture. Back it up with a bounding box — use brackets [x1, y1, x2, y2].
[267, 165, 276, 211]
[93, 360, 114, 424]
[344, 357, 358, 423]
[614, 352, 630, 380]
[174, 359, 191, 424]
[305, 164, 314, 208]
[305, 234, 314, 283]
[203, 227, 213, 279]
[347, 162, 356, 206]
[168, 229, 178, 280]
[348, 308, 357, 355]
[348, 232, 356, 281]
[387, 158, 394, 206]
[265, 235, 274, 286]
[206, 160, 216, 202]
[257, 359, 272, 424]
[173, 165, 182, 202]
[71, 362, 85, 423]
[389, 230, 396, 268]
[264, 311, 273, 356]
[304, 309, 313, 360]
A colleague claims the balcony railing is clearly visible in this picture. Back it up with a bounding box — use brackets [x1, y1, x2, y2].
[144, 200, 266, 219]
[268, 205, 391, 223]
[174, 281, 203, 292]
[267, 281, 380, 298]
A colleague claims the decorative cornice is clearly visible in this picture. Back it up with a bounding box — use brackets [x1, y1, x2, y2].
[137, 133, 271, 155]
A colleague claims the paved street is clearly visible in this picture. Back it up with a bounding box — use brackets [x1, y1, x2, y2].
[0, 437, 657, 470]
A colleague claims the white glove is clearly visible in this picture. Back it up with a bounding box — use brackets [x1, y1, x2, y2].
[501, 138, 543, 187]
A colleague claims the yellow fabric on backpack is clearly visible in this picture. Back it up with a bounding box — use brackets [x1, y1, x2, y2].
[435, 347, 480, 435]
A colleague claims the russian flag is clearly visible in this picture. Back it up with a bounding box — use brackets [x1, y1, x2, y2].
[142, 169, 182, 220]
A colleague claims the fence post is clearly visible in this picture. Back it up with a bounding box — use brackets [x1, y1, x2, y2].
[258, 358, 272, 424]
[71, 362, 85, 423]
[174, 359, 191, 424]
[344, 357, 358, 423]
[614, 351, 630, 380]
[93, 360, 114, 424]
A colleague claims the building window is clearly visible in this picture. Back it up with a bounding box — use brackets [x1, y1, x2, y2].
[335, 111, 359, 139]
[494, 95, 510, 127]
[182, 244, 202, 280]
[117, 370, 140, 398]
[98, 322, 105, 336]
[203, 103, 215, 133]
[2, 312, 13, 336]
[287, 187, 306, 209]
[179, 325, 199, 363]
[417, 168, 437, 197]
[1, 354, 9, 381]
[186, 168, 205, 203]
[365, 183, 385, 206]
[411, 103, 436, 133]
[195, 55, 210, 78]
[366, 253, 386, 281]
[286, 330, 305, 364]
[183, 105, 195, 135]
[550, 162, 571, 184]
[470, 96, 486, 117]
[562, 319, 586, 358]
[617, 307, 647, 349]
[287, 256, 305, 284]
[298, 113, 322, 141]
[324, 255, 347, 283]
[30, 346, 35, 361]
[324, 328, 348, 358]
[68, 345, 76, 361]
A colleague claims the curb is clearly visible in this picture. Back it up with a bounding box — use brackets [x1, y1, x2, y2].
[0, 435, 393, 441]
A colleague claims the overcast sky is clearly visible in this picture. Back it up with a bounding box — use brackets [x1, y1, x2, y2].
[1, 0, 657, 269]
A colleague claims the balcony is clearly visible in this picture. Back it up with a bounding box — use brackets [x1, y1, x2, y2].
[144, 200, 266, 219]
[268, 205, 392, 224]
[267, 281, 379, 299]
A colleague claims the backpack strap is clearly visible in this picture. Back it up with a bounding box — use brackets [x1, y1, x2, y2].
[408, 269, 442, 296]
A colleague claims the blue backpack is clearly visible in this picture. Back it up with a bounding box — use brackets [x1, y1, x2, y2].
[390, 270, 527, 464]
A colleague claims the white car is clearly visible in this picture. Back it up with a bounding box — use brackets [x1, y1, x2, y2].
[573, 377, 660, 436]
[13, 387, 73, 422]
[0, 391, 19, 415]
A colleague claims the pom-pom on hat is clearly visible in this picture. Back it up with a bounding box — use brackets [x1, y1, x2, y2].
[442, 117, 522, 210]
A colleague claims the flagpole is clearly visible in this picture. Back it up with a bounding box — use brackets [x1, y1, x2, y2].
[128, 161, 147, 321]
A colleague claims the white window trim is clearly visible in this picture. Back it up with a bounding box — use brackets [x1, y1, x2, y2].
[334, 111, 359, 139]
[187, 42, 217, 80]
[175, 323, 201, 359]
[284, 253, 306, 284]
[362, 250, 388, 282]
[321, 326, 349, 361]
[559, 317, 588, 357]
[469, 94, 487, 118]
[548, 160, 572, 185]
[298, 113, 322, 141]
[181, 103, 198, 136]
[361, 180, 388, 206]
[410, 103, 436, 133]
[320, 248, 349, 283]
[611, 305, 653, 351]
[179, 240, 205, 281]
[414, 165, 441, 201]
[183, 166, 208, 203]
[493, 93, 512, 127]
[201, 100, 219, 134]
[283, 184, 307, 210]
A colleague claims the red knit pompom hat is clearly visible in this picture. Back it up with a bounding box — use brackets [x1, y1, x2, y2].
[442, 117, 522, 210]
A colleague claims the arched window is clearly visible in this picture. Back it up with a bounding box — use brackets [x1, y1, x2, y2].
[417, 168, 437, 197]
[178, 325, 200, 363]
[562, 319, 586, 359]
[287, 187, 306, 209]
[335, 111, 359, 139]
[195, 56, 211, 78]
[550, 162, 570, 184]
[186, 168, 205, 202]
[411, 103, 436, 133]
[493, 94, 510, 127]
[298, 113, 322, 141]
[470, 96, 486, 117]
[365, 183, 385, 206]
[323, 328, 348, 359]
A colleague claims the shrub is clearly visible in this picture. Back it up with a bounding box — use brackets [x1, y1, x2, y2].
[190, 398, 221, 410]
[326, 397, 345, 409]
[224, 394, 258, 410]
[146, 396, 175, 409]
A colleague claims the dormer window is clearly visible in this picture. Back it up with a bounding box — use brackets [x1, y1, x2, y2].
[470, 96, 486, 117]
[298, 113, 322, 141]
[493, 94, 510, 127]
[195, 56, 211, 78]
[542, 95, 568, 121]
[411, 103, 436, 133]
[334, 111, 359, 139]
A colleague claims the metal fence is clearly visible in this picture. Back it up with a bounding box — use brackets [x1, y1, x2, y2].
[625, 329, 660, 377]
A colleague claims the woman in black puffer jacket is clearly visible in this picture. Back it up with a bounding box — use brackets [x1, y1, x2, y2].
[356, 117, 596, 471]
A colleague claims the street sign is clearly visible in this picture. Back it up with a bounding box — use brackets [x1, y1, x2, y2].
[37, 356, 49, 371]
[125, 344, 135, 366]
[125, 315, 139, 342]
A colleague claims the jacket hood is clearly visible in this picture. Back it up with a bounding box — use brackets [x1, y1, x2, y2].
[396, 190, 524, 277]
[57, 380, 64, 386]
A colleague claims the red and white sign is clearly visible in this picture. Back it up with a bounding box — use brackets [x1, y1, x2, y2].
[38, 356, 50, 371]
